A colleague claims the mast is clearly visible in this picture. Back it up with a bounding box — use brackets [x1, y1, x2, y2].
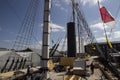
[77, 17, 81, 53]
[71, 0, 75, 22]
[42, 0, 51, 79]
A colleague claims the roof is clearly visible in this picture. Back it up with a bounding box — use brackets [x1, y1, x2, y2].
[16, 52, 33, 57]
[0, 48, 8, 51]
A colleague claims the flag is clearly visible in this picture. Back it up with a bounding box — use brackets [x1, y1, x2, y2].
[100, 6, 115, 28]
[98, 1, 113, 49]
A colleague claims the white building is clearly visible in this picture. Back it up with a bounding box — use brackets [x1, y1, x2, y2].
[0, 49, 41, 73]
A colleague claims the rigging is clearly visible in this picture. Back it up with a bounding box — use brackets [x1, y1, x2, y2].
[12, 0, 39, 51]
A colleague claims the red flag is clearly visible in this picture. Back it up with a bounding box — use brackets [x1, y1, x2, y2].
[100, 6, 115, 28]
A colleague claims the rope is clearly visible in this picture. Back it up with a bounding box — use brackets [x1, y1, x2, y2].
[74, 1, 105, 58]
[6, 0, 22, 22]
[108, 1, 120, 39]
[97, 1, 120, 66]
[109, 2, 120, 40]
[61, 34, 67, 51]
[50, 33, 64, 56]
[12, 0, 40, 51]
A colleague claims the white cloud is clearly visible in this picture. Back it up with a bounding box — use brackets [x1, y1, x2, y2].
[93, 30, 98, 33]
[62, 0, 71, 4]
[39, 23, 65, 32]
[58, 38, 67, 51]
[36, 41, 42, 48]
[90, 22, 109, 30]
[30, 40, 42, 49]
[38, 23, 43, 27]
[113, 31, 120, 38]
[60, 7, 66, 11]
[96, 37, 106, 42]
[80, 0, 103, 6]
[50, 23, 65, 32]
[38, 41, 42, 45]
[52, 0, 62, 7]
[53, 0, 61, 7]
[103, 32, 110, 36]
[95, 31, 120, 42]
[52, 0, 68, 12]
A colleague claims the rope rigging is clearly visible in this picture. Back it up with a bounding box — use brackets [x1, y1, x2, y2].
[109, 1, 120, 39]
[12, 0, 40, 51]
[97, 1, 120, 65]
[49, 25, 64, 56]
[6, 0, 22, 22]
[49, 36, 63, 57]
[60, 34, 67, 52]
[73, 1, 106, 58]
[48, 0, 68, 56]
[108, 2, 120, 53]
[97, 1, 120, 77]
[0, 0, 41, 73]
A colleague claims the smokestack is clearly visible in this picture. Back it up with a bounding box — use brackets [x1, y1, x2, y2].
[67, 22, 76, 57]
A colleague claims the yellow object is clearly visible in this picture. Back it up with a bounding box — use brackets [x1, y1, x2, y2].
[64, 75, 72, 80]
[0, 71, 14, 79]
[64, 75, 81, 80]
[87, 54, 91, 58]
[92, 45, 96, 50]
[0, 67, 40, 79]
[60, 57, 74, 68]
[106, 37, 113, 49]
[49, 60, 54, 71]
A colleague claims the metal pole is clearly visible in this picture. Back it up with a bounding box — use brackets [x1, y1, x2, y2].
[71, 0, 75, 22]
[42, 0, 51, 79]
[77, 17, 80, 53]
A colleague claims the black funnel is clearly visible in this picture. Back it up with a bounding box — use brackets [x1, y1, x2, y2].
[67, 22, 76, 57]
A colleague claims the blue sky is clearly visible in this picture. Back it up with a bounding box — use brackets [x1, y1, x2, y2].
[0, 0, 120, 50]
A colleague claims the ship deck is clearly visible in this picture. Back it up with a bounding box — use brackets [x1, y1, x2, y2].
[0, 56, 118, 80]
[49, 56, 118, 80]
[49, 56, 105, 80]
[49, 69, 103, 80]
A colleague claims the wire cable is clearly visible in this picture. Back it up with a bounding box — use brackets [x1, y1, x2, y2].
[108, 1, 120, 39]
[12, 0, 40, 51]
